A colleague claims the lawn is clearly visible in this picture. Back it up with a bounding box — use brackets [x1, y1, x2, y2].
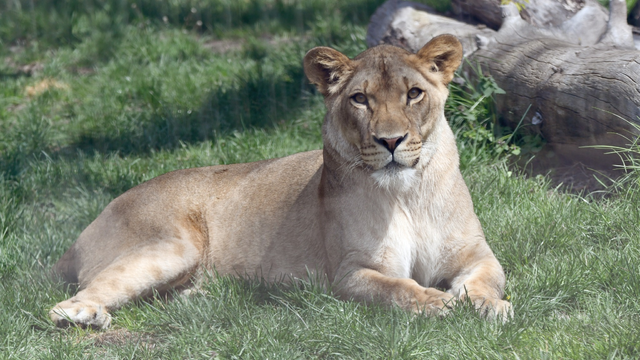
[1, 0, 639, 358]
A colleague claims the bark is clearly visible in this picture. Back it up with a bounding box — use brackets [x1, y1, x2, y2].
[368, 0, 640, 172]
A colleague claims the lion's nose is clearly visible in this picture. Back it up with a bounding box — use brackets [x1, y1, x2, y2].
[373, 134, 407, 154]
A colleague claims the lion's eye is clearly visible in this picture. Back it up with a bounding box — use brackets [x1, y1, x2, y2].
[408, 88, 422, 100]
[352, 93, 367, 104]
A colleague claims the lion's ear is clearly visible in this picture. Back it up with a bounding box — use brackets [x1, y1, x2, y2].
[304, 47, 354, 96]
[416, 34, 463, 85]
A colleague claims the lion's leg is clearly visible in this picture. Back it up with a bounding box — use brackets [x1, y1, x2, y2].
[449, 257, 513, 321]
[335, 268, 455, 314]
[50, 240, 200, 329]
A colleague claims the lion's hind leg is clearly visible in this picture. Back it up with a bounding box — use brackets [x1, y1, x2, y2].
[49, 240, 200, 329]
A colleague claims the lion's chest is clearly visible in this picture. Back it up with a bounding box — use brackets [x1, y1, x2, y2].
[373, 199, 449, 287]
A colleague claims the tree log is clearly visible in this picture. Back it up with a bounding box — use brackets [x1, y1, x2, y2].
[368, 0, 640, 173]
[451, 0, 640, 50]
[451, 0, 609, 30]
[367, 0, 496, 57]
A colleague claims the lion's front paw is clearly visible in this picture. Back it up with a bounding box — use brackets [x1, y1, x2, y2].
[413, 288, 457, 315]
[476, 299, 513, 323]
[49, 299, 112, 329]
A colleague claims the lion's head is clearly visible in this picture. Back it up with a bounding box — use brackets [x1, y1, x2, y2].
[304, 35, 463, 189]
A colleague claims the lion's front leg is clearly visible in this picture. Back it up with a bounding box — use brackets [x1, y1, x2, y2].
[335, 268, 455, 314]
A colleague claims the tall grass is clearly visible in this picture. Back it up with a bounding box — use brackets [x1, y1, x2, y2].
[589, 117, 640, 193]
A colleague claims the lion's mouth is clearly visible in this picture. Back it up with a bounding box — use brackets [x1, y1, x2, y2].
[385, 155, 420, 169]
[375, 159, 416, 177]
[360, 149, 420, 172]
[384, 161, 404, 170]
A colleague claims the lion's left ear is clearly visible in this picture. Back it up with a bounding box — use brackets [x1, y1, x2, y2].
[304, 47, 354, 97]
[416, 34, 463, 85]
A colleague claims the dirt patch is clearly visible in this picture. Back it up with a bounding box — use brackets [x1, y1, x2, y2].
[6, 103, 27, 113]
[69, 67, 96, 76]
[203, 39, 244, 53]
[88, 328, 158, 350]
[202, 35, 307, 54]
[17, 62, 44, 76]
[3, 56, 44, 77]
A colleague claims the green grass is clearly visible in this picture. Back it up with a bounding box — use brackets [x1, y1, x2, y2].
[1, 0, 639, 358]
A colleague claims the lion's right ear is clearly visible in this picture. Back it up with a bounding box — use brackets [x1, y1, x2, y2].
[304, 47, 354, 97]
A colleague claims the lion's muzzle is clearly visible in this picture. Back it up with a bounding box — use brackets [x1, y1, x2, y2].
[361, 133, 422, 171]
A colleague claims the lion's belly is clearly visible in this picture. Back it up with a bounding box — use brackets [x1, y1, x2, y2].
[205, 205, 325, 281]
[203, 150, 327, 281]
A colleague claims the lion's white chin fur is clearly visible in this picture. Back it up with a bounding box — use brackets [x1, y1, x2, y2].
[371, 165, 419, 192]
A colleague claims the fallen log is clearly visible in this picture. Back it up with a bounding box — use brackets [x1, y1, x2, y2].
[452, 0, 640, 48]
[451, 0, 609, 33]
[368, 0, 640, 176]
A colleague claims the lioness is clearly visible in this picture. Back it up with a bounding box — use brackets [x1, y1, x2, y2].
[50, 35, 511, 329]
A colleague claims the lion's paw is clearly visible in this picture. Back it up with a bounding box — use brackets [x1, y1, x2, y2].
[49, 299, 112, 329]
[477, 299, 513, 323]
[413, 288, 457, 316]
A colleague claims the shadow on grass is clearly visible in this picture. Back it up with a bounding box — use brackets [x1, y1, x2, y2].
[1, 0, 390, 54]
[69, 61, 313, 155]
[0, 57, 317, 210]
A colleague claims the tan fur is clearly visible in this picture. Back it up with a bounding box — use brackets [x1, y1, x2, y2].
[49, 35, 511, 329]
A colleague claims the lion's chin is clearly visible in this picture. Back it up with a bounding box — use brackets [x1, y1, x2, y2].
[371, 164, 419, 192]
